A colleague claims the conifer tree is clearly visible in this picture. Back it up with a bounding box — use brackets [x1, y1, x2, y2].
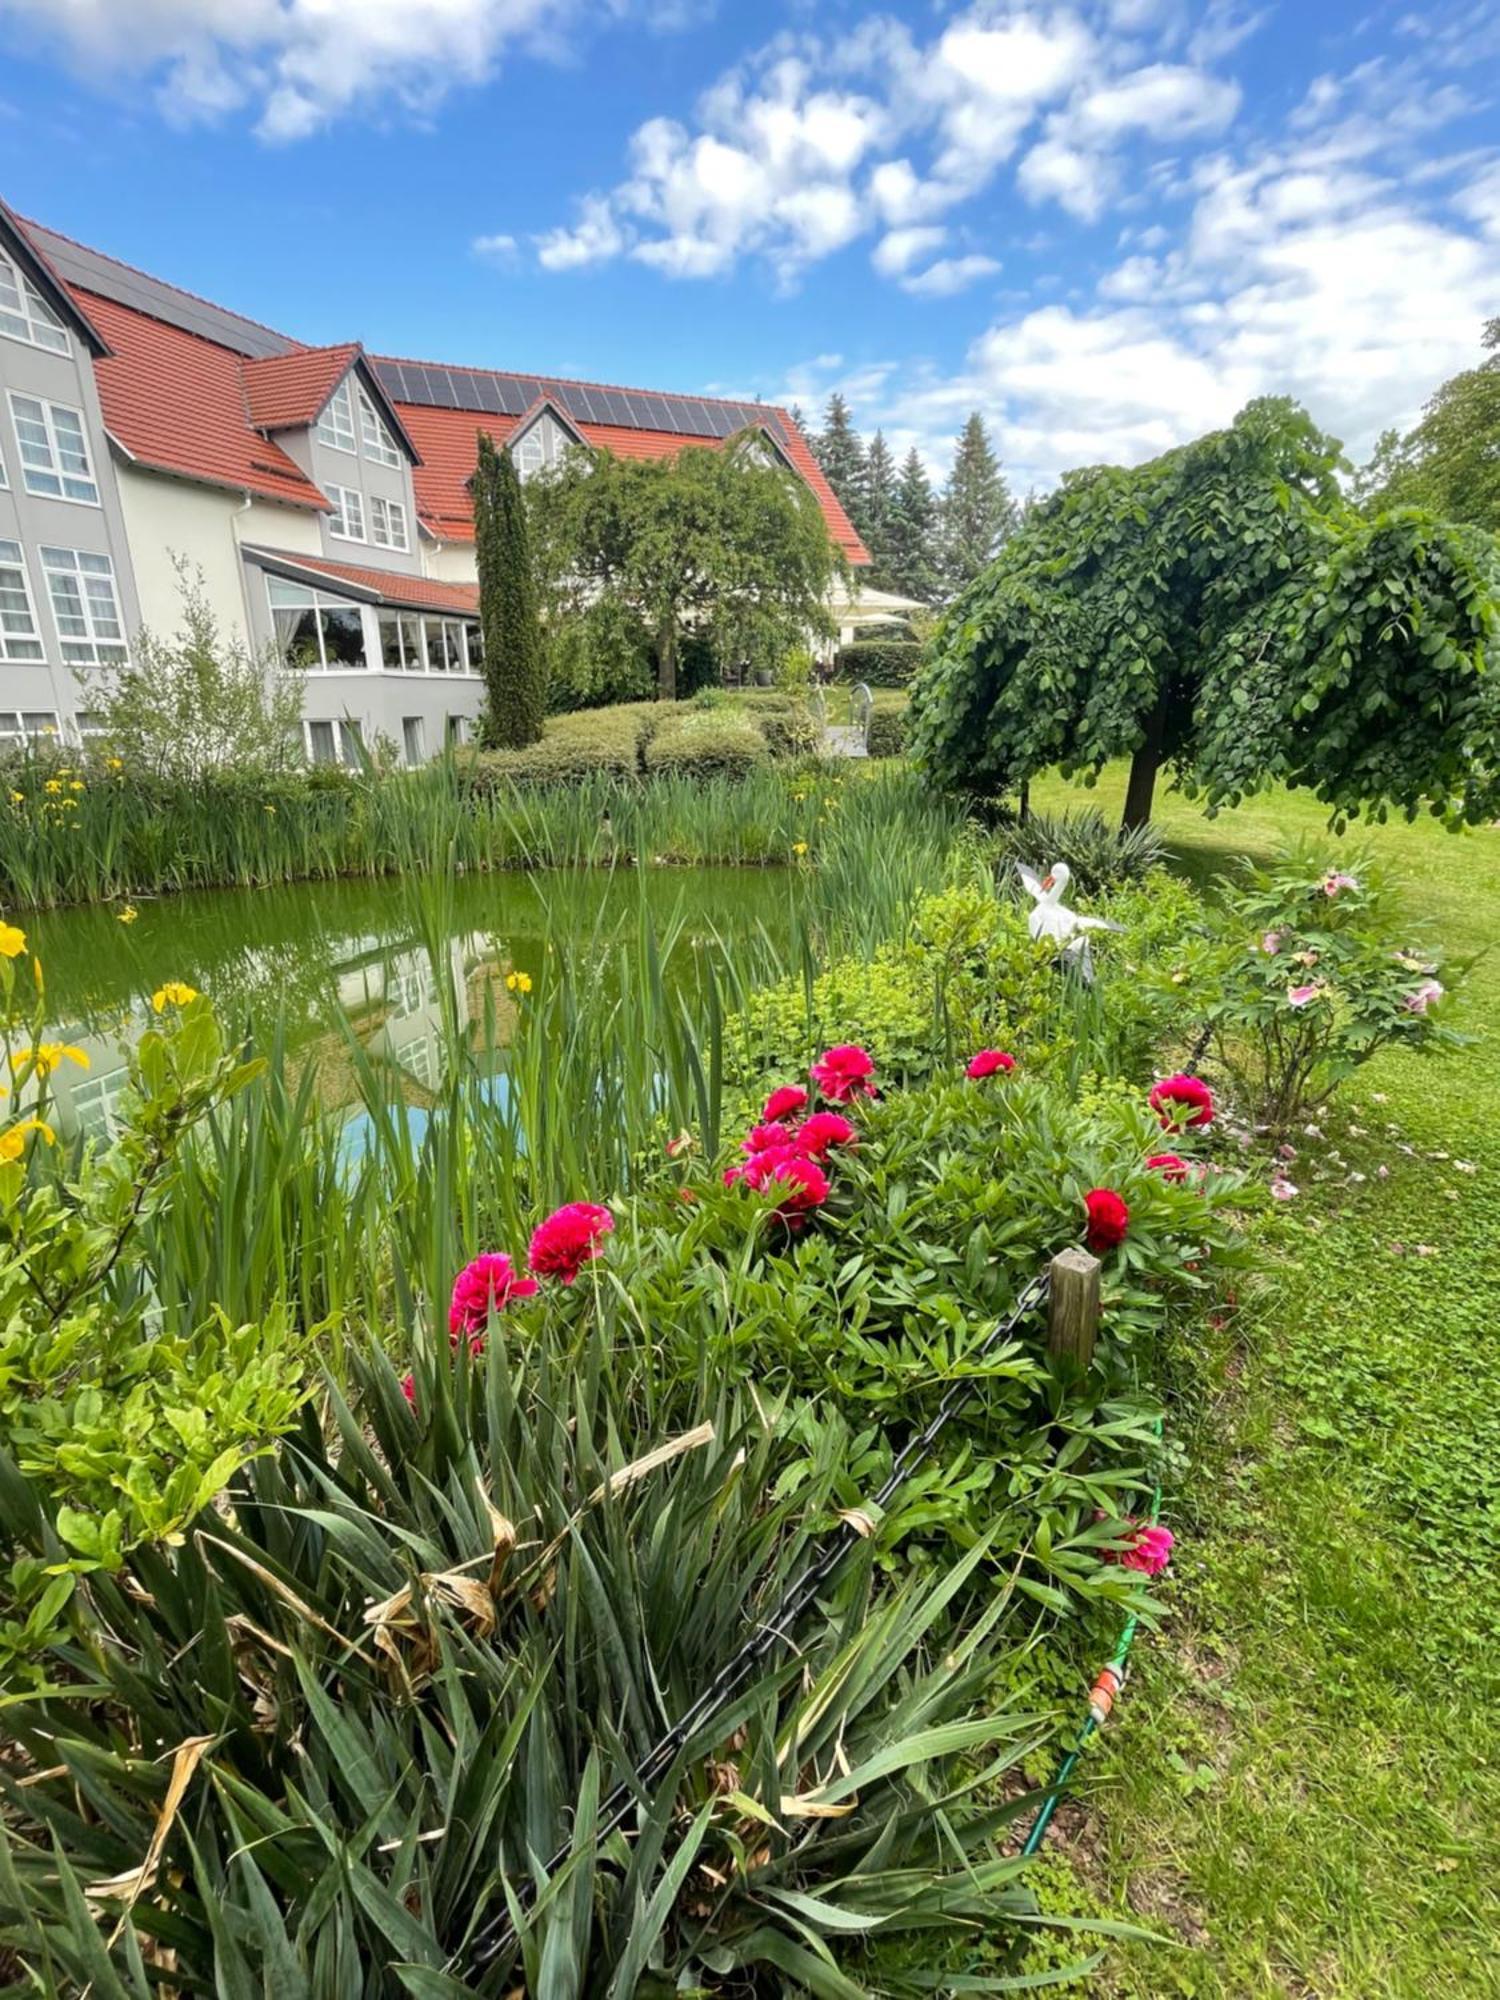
[940, 412, 1017, 597]
[474, 430, 545, 748]
[888, 447, 940, 602]
[814, 393, 868, 528]
[860, 430, 898, 585]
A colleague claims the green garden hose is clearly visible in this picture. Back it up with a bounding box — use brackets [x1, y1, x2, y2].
[1020, 1451, 1164, 1859]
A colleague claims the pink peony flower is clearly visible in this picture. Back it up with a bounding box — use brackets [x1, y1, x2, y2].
[1286, 982, 1323, 1008]
[1323, 871, 1359, 896]
[1145, 1152, 1189, 1183]
[1270, 1175, 1299, 1201]
[1403, 978, 1444, 1015]
[1261, 930, 1284, 954]
[809, 1043, 877, 1103]
[743, 1121, 794, 1155]
[762, 1083, 809, 1122]
[528, 1202, 614, 1284]
[795, 1110, 856, 1160]
[767, 1152, 829, 1227]
[966, 1048, 1016, 1079]
[401, 1372, 416, 1405]
[449, 1253, 538, 1342]
[725, 1142, 796, 1189]
[1084, 1188, 1130, 1253]
[1149, 1073, 1214, 1132]
[1119, 1523, 1175, 1577]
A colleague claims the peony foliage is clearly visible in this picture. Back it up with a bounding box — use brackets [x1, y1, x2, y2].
[909, 397, 1500, 830]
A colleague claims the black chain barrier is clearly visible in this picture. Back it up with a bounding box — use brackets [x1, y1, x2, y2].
[465, 1267, 1052, 1975]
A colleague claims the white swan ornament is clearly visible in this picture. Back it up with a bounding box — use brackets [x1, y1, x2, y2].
[1016, 861, 1122, 980]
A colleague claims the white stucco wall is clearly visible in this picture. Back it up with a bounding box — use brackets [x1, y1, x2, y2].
[424, 539, 478, 587]
[114, 463, 322, 648]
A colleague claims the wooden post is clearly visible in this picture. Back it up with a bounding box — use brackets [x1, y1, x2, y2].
[1047, 1247, 1101, 1372]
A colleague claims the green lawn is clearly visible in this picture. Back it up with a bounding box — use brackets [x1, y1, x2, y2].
[1025, 768, 1500, 1999]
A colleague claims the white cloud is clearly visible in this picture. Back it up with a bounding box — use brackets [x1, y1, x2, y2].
[536, 192, 628, 271]
[473, 231, 519, 260]
[0, 0, 663, 138]
[530, 3, 1244, 281]
[872, 226, 948, 276]
[899, 253, 1003, 297]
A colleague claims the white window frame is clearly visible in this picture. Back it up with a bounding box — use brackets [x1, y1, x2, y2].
[401, 715, 426, 765]
[370, 495, 408, 551]
[0, 539, 45, 664]
[304, 718, 338, 765]
[267, 576, 372, 674]
[358, 384, 402, 467]
[374, 608, 480, 676]
[39, 546, 127, 667]
[8, 394, 100, 506]
[0, 254, 70, 355]
[0, 437, 8, 488]
[315, 378, 357, 454]
[326, 484, 366, 543]
[0, 711, 62, 748]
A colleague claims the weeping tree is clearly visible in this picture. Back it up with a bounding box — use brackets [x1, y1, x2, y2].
[474, 430, 545, 748]
[910, 397, 1500, 829]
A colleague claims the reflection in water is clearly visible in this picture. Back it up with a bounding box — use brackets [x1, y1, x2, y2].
[27, 868, 802, 1142]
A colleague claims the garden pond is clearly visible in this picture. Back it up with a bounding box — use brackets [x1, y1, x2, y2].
[25, 867, 805, 1145]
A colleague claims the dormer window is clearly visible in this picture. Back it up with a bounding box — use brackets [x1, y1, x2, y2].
[358, 384, 401, 467]
[0, 253, 69, 355]
[316, 378, 357, 453]
[512, 411, 573, 480]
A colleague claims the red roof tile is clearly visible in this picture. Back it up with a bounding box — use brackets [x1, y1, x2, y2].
[242, 344, 361, 431]
[79, 289, 326, 511]
[244, 546, 478, 615]
[395, 401, 870, 562]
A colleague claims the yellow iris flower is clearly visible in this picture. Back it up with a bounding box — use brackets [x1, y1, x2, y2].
[12, 1043, 89, 1079]
[792, 841, 809, 857]
[505, 970, 533, 994]
[152, 982, 199, 1012]
[0, 922, 25, 958]
[0, 1116, 56, 1161]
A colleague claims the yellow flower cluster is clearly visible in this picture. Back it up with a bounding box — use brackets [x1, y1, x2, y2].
[504, 970, 533, 995]
[152, 982, 199, 1012]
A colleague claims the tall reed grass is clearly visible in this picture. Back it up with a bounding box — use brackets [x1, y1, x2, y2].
[0, 757, 963, 911]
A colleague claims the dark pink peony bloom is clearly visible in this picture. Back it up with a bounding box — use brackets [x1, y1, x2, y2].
[1084, 1188, 1130, 1253]
[1149, 1073, 1214, 1132]
[795, 1111, 856, 1159]
[401, 1372, 416, 1406]
[762, 1083, 809, 1122]
[767, 1152, 829, 1227]
[725, 1142, 797, 1190]
[1119, 1524, 1174, 1577]
[449, 1253, 539, 1341]
[966, 1049, 1016, 1079]
[528, 1202, 614, 1284]
[809, 1043, 877, 1103]
[1145, 1152, 1189, 1183]
[743, 1120, 794, 1155]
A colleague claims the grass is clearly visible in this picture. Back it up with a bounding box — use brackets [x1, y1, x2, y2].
[1021, 767, 1500, 1998]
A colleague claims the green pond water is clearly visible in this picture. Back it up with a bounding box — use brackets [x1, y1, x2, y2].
[28, 868, 804, 1142]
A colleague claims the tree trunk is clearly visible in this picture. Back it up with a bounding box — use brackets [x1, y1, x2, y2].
[1018, 778, 1031, 825]
[658, 622, 677, 702]
[1122, 687, 1170, 831]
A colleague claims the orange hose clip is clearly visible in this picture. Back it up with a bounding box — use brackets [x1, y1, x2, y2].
[1088, 1664, 1123, 1726]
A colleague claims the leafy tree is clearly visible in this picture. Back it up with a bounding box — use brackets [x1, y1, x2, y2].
[887, 447, 940, 603]
[911, 398, 1500, 829]
[529, 433, 842, 699]
[940, 412, 1017, 599]
[474, 431, 546, 748]
[859, 429, 898, 584]
[1354, 320, 1500, 533]
[814, 393, 868, 530]
[82, 562, 304, 784]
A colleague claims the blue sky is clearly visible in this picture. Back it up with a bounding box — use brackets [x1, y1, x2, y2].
[1, 1, 1495, 489]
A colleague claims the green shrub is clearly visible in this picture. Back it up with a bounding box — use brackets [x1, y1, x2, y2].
[466, 703, 654, 787]
[867, 699, 909, 758]
[997, 808, 1169, 895]
[726, 689, 819, 759]
[645, 708, 769, 779]
[836, 638, 922, 687]
[544, 599, 656, 712]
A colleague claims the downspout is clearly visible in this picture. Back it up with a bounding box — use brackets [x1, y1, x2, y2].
[229, 489, 258, 644]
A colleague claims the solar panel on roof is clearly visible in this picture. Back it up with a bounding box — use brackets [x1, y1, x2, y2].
[470, 373, 505, 414]
[564, 386, 597, 424]
[677, 400, 712, 435]
[27, 224, 294, 358]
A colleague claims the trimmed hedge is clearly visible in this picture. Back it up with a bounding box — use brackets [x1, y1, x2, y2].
[465, 704, 656, 788]
[644, 709, 769, 779]
[835, 640, 922, 688]
[867, 701, 909, 760]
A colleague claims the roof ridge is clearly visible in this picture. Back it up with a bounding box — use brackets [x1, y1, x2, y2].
[245, 339, 361, 368]
[18, 211, 301, 351]
[372, 349, 790, 420]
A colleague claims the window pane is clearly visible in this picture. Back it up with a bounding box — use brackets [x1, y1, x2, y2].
[40, 547, 125, 665]
[0, 256, 69, 353]
[402, 716, 425, 764]
[398, 613, 423, 668]
[377, 610, 404, 670]
[0, 541, 42, 662]
[423, 619, 446, 673]
[316, 379, 356, 452]
[319, 604, 366, 668]
[338, 720, 364, 766]
[306, 719, 337, 765]
[21, 712, 58, 739]
[276, 606, 322, 668]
